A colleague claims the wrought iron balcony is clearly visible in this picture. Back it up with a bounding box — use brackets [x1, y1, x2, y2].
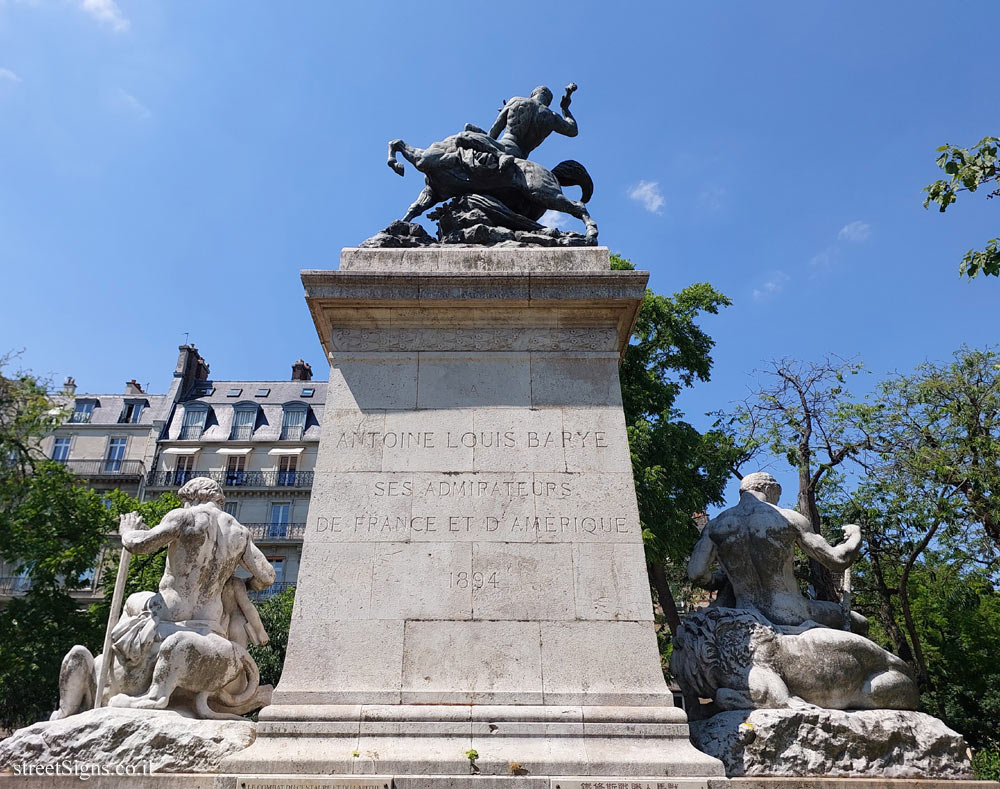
[146, 470, 314, 489]
[179, 426, 204, 440]
[230, 425, 254, 441]
[279, 425, 304, 441]
[249, 581, 295, 601]
[244, 522, 307, 541]
[68, 412, 92, 423]
[59, 459, 146, 477]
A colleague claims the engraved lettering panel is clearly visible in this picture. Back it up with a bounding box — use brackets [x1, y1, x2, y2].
[308, 472, 639, 544]
[240, 777, 392, 789]
[550, 780, 708, 789]
[310, 473, 413, 543]
[409, 472, 535, 543]
[381, 409, 474, 471]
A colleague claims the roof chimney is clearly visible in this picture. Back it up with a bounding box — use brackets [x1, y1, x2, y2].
[175, 344, 211, 389]
[291, 359, 313, 381]
[63, 376, 77, 396]
[125, 379, 145, 395]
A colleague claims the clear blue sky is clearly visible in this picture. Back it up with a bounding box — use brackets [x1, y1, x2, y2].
[2, 1, 997, 504]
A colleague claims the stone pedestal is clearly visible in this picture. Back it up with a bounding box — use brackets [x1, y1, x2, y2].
[223, 247, 724, 782]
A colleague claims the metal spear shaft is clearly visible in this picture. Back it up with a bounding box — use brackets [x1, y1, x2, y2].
[93, 533, 131, 709]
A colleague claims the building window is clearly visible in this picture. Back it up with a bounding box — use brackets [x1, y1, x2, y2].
[69, 401, 94, 423]
[224, 501, 239, 517]
[180, 406, 208, 439]
[230, 405, 257, 441]
[78, 563, 98, 590]
[52, 437, 71, 463]
[300, 387, 314, 398]
[119, 401, 144, 424]
[104, 438, 127, 473]
[255, 388, 270, 398]
[268, 557, 285, 587]
[11, 567, 32, 594]
[227, 388, 242, 397]
[225, 455, 246, 486]
[268, 503, 290, 538]
[173, 455, 194, 486]
[277, 454, 298, 486]
[280, 405, 307, 441]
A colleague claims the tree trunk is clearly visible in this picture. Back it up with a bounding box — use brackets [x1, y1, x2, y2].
[798, 485, 839, 602]
[869, 549, 914, 662]
[898, 521, 940, 689]
[648, 562, 681, 636]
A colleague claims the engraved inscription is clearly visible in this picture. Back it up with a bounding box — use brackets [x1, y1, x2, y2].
[334, 429, 607, 450]
[375, 479, 572, 498]
[315, 514, 629, 537]
[450, 570, 502, 589]
[240, 779, 391, 789]
[552, 781, 708, 789]
[310, 471, 638, 542]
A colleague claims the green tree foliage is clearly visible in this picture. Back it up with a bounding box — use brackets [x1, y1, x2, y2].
[248, 585, 296, 689]
[91, 490, 183, 626]
[973, 748, 1000, 782]
[793, 347, 1000, 752]
[924, 136, 1000, 278]
[611, 254, 737, 634]
[0, 358, 112, 730]
[722, 356, 870, 601]
[866, 347, 1000, 551]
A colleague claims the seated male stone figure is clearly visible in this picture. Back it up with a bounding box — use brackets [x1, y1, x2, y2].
[51, 477, 275, 721]
[688, 471, 864, 632]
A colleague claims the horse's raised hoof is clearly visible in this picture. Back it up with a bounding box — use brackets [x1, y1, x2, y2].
[387, 159, 405, 177]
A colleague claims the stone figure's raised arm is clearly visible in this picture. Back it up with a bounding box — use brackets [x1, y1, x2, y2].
[241, 533, 276, 592]
[688, 529, 718, 586]
[120, 510, 183, 555]
[791, 512, 862, 572]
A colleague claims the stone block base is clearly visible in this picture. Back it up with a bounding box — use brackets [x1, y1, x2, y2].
[222, 704, 724, 778]
[690, 708, 972, 779]
[2, 774, 998, 789]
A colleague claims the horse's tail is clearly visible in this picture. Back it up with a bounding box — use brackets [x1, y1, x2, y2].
[552, 160, 594, 203]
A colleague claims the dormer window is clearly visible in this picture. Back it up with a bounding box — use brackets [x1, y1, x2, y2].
[280, 404, 308, 440]
[180, 405, 208, 439]
[69, 400, 95, 424]
[118, 400, 146, 424]
[230, 404, 258, 441]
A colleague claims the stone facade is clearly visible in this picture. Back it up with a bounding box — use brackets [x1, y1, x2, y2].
[1, 379, 167, 605]
[145, 347, 327, 598]
[2, 348, 323, 608]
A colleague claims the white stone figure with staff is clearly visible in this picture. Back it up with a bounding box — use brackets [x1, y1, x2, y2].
[50, 477, 275, 721]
